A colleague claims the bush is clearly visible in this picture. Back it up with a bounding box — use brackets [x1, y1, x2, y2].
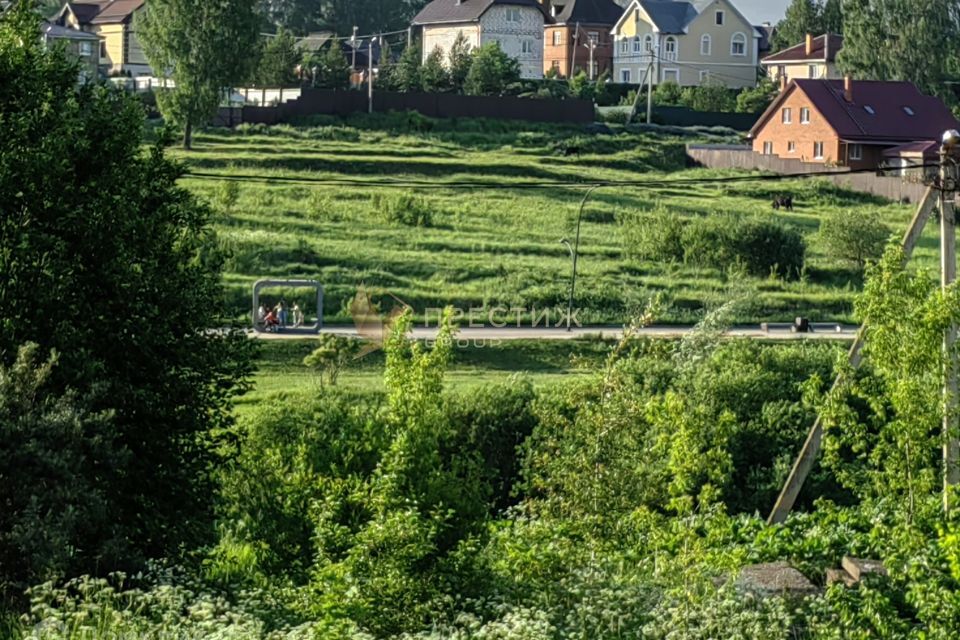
[683, 215, 805, 278]
[819, 209, 893, 268]
[373, 193, 434, 226]
[621, 206, 685, 262]
[681, 81, 737, 113]
[654, 81, 683, 106]
[303, 334, 361, 386]
[464, 42, 521, 96]
[736, 79, 778, 114]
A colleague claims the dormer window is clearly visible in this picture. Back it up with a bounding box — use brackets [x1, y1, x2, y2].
[903, 106, 915, 116]
[864, 105, 875, 115]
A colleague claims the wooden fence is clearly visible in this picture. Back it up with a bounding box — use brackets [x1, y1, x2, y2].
[687, 145, 930, 204]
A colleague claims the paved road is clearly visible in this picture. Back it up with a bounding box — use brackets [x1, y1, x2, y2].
[251, 323, 859, 341]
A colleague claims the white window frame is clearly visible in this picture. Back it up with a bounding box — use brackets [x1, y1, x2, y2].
[763, 141, 774, 155]
[619, 38, 628, 54]
[662, 68, 680, 84]
[731, 32, 747, 57]
[781, 107, 792, 124]
[664, 36, 677, 61]
[813, 141, 824, 159]
[787, 141, 796, 153]
[699, 70, 709, 83]
[700, 34, 711, 56]
[800, 107, 810, 124]
[79, 41, 93, 56]
[715, 10, 725, 25]
[849, 144, 862, 160]
[644, 34, 653, 52]
[808, 64, 818, 79]
[553, 30, 562, 46]
[521, 39, 533, 54]
[506, 8, 520, 22]
[621, 68, 631, 83]
[632, 36, 641, 53]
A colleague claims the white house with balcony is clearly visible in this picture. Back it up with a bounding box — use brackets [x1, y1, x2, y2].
[412, 0, 548, 80]
[611, 0, 759, 88]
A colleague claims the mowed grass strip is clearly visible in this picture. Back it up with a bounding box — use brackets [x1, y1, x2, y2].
[174, 119, 923, 325]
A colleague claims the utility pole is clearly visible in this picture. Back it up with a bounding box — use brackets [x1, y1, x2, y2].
[646, 42, 656, 124]
[367, 36, 378, 114]
[351, 26, 358, 87]
[584, 32, 597, 81]
[570, 23, 580, 77]
[941, 133, 960, 515]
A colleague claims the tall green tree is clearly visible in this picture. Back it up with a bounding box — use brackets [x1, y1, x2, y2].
[448, 31, 473, 92]
[256, 28, 301, 87]
[463, 42, 520, 96]
[0, 1, 253, 588]
[309, 41, 350, 89]
[390, 40, 422, 92]
[821, 0, 843, 33]
[419, 45, 449, 92]
[139, 0, 260, 148]
[838, 0, 959, 100]
[772, 0, 823, 51]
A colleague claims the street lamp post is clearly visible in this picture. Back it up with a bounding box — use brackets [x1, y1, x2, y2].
[367, 36, 378, 114]
[350, 26, 358, 87]
[561, 185, 600, 332]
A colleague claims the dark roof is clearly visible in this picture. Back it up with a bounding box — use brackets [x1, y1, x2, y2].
[89, 0, 143, 24]
[42, 21, 99, 39]
[762, 33, 843, 64]
[755, 24, 774, 54]
[551, 0, 623, 26]
[752, 79, 960, 144]
[412, 0, 547, 25]
[638, 0, 698, 34]
[62, 2, 108, 24]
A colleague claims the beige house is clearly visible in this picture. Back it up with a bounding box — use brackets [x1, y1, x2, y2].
[42, 21, 100, 82]
[760, 33, 843, 85]
[611, 0, 759, 88]
[55, 0, 150, 77]
[412, 0, 548, 80]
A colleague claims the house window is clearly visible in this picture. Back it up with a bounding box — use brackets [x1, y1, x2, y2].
[551, 60, 560, 71]
[787, 141, 796, 153]
[808, 64, 818, 78]
[716, 10, 724, 25]
[800, 107, 810, 124]
[850, 144, 863, 160]
[700, 34, 711, 56]
[664, 36, 677, 61]
[763, 141, 774, 155]
[781, 107, 792, 124]
[662, 68, 679, 84]
[521, 40, 533, 54]
[588, 31, 598, 45]
[99, 39, 106, 59]
[813, 141, 824, 158]
[644, 34, 653, 52]
[731, 32, 746, 56]
[79, 41, 92, 56]
[619, 38, 628, 54]
[699, 70, 709, 83]
[553, 30, 562, 46]
[506, 8, 521, 22]
[632, 36, 641, 53]
[621, 68, 631, 83]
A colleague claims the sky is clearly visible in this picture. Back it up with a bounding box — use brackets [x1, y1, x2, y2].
[735, 0, 791, 25]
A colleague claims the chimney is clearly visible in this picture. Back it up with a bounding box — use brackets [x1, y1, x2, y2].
[844, 76, 853, 102]
[824, 34, 830, 61]
[805, 33, 813, 56]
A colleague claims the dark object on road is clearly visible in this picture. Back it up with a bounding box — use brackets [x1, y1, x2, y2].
[772, 195, 794, 211]
[791, 317, 811, 333]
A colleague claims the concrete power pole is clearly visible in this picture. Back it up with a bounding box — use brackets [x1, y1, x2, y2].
[367, 36, 378, 114]
[646, 40, 657, 124]
[351, 26, 358, 86]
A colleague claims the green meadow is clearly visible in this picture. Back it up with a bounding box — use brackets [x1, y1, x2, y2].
[175, 116, 928, 327]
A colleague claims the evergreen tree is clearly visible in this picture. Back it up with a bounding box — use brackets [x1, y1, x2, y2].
[463, 42, 520, 96]
[310, 41, 350, 89]
[821, 0, 843, 33]
[838, 0, 958, 100]
[448, 31, 473, 92]
[772, 0, 822, 51]
[420, 45, 449, 92]
[391, 40, 422, 92]
[256, 28, 302, 86]
[139, 0, 259, 148]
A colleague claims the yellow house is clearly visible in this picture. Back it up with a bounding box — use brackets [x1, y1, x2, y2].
[55, 0, 150, 77]
[611, 0, 759, 88]
[760, 33, 843, 85]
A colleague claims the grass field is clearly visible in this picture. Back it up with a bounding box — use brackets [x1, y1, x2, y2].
[174, 115, 932, 327]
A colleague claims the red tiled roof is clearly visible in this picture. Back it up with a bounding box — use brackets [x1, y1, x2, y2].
[751, 79, 960, 144]
[761, 34, 842, 64]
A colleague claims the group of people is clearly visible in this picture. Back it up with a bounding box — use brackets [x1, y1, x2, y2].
[257, 300, 305, 331]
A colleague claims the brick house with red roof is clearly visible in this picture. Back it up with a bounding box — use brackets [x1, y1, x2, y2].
[749, 78, 960, 171]
[761, 33, 842, 84]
